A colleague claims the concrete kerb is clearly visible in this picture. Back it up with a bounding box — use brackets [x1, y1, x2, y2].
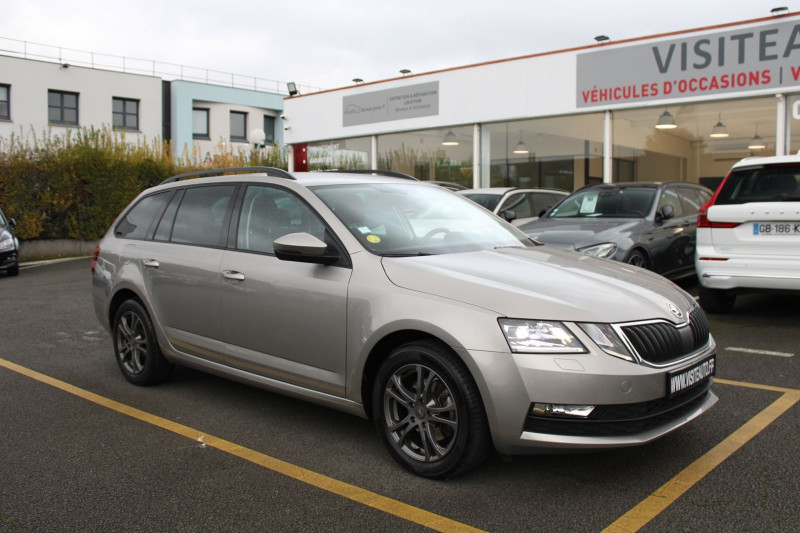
[19, 240, 98, 262]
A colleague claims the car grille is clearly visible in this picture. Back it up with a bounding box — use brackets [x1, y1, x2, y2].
[524, 379, 713, 437]
[621, 308, 711, 365]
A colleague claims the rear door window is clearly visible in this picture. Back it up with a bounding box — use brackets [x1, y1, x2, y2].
[170, 185, 237, 247]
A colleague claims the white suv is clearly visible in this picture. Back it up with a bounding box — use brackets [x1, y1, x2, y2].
[696, 154, 800, 313]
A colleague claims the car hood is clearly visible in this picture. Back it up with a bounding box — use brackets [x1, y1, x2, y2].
[381, 246, 694, 324]
[521, 218, 643, 249]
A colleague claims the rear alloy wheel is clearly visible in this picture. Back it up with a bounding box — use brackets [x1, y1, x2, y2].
[698, 285, 736, 314]
[113, 300, 173, 385]
[373, 340, 491, 479]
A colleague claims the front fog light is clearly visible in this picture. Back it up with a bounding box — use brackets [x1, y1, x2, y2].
[532, 403, 595, 418]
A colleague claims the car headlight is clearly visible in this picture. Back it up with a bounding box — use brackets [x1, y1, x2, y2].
[499, 319, 586, 354]
[576, 242, 616, 258]
[577, 323, 634, 362]
[0, 236, 15, 252]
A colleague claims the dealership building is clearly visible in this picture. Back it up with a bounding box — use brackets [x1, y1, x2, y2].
[283, 10, 800, 192]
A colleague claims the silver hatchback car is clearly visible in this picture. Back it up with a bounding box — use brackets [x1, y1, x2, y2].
[92, 168, 718, 478]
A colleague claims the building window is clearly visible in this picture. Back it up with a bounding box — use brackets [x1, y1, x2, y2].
[263, 115, 275, 145]
[48, 90, 79, 125]
[193, 108, 210, 140]
[230, 111, 247, 142]
[113, 97, 139, 130]
[0, 84, 9, 120]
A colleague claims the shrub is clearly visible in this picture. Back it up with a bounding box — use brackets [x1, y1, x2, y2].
[0, 127, 286, 240]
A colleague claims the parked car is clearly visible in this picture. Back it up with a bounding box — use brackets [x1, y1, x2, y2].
[696, 154, 800, 313]
[91, 167, 717, 479]
[0, 208, 19, 277]
[519, 182, 712, 280]
[458, 187, 568, 226]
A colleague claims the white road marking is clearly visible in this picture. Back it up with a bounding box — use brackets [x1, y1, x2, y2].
[726, 346, 795, 358]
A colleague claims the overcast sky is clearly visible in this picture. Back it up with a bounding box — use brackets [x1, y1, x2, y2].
[1, 1, 795, 92]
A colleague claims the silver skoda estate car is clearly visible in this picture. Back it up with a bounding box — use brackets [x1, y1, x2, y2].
[92, 167, 717, 479]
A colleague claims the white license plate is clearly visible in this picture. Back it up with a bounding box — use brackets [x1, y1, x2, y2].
[753, 222, 800, 235]
[667, 356, 715, 397]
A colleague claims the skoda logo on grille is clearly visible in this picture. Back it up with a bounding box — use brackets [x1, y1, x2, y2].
[667, 303, 684, 319]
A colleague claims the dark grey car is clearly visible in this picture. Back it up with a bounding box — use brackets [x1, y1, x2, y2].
[0, 208, 19, 277]
[519, 182, 712, 280]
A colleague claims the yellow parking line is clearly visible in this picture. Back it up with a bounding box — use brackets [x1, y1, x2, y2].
[0, 357, 484, 533]
[604, 379, 800, 533]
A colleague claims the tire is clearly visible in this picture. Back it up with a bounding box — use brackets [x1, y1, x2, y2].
[698, 285, 736, 314]
[6, 263, 19, 276]
[372, 340, 492, 479]
[112, 299, 173, 385]
[625, 249, 649, 269]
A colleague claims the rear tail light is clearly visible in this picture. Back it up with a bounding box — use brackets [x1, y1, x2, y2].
[697, 173, 740, 229]
[91, 245, 100, 274]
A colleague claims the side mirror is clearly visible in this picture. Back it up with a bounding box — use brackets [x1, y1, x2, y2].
[273, 233, 340, 265]
[500, 209, 517, 222]
[9, 218, 16, 229]
[656, 204, 675, 223]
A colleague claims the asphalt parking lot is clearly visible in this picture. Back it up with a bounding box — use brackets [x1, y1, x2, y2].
[1, 258, 798, 532]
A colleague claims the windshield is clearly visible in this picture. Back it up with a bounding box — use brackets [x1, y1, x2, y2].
[459, 192, 501, 211]
[312, 183, 534, 256]
[548, 187, 656, 219]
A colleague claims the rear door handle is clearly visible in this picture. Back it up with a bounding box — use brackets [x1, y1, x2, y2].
[222, 270, 246, 281]
[143, 259, 160, 268]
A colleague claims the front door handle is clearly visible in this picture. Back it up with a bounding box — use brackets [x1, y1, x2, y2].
[222, 270, 246, 281]
[143, 259, 160, 268]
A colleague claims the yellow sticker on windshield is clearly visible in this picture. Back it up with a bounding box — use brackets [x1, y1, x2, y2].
[366, 234, 382, 244]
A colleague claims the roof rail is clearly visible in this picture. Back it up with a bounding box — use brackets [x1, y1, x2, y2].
[160, 167, 295, 185]
[319, 169, 419, 181]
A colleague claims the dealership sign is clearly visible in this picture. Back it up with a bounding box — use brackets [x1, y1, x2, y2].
[577, 19, 800, 107]
[343, 81, 439, 126]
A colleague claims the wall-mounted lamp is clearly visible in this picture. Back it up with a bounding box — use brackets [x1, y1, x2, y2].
[594, 35, 609, 43]
[441, 130, 459, 146]
[287, 82, 298, 96]
[655, 109, 677, 129]
[709, 113, 729, 138]
[399, 69, 411, 76]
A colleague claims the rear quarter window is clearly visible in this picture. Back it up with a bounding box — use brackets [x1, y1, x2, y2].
[115, 192, 171, 239]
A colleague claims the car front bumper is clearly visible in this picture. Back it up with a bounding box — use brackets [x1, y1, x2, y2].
[461, 340, 717, 455]
[0, 248, 18, 271]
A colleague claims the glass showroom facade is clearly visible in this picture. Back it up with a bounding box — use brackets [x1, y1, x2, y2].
[303, 93, 798, 192]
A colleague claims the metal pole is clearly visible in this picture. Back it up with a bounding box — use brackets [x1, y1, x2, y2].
[603, 110, 613, 183]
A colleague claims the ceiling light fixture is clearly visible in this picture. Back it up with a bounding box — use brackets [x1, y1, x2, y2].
[441, 130, 459, 146]
[513, 131, 529, 154]
[709, 113, 729, 138]
[748, 123, 766, 150]
[655, 109, 677, 129]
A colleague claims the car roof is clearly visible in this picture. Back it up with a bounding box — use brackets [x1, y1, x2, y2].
[731, 153, 800, 169]
[152, 168, 423, 191]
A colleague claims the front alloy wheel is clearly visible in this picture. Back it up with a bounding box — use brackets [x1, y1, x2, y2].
[383, 363, 458, 463]
[373, 340, 491, 479]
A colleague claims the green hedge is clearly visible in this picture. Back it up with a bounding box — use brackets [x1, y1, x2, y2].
[0, 127, 285, 241]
